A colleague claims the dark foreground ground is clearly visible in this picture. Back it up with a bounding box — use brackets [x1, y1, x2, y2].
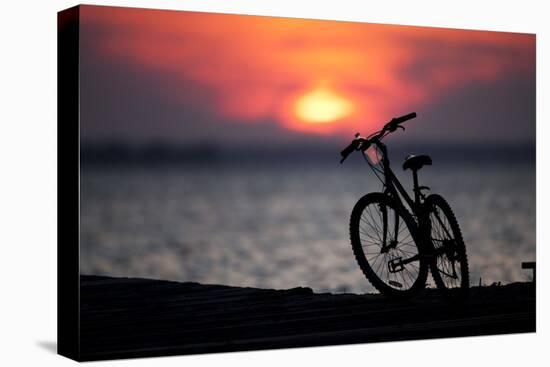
[79, 275, 535, 361]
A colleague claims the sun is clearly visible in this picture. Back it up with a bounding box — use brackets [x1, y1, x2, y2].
[294, 87, 354, 124]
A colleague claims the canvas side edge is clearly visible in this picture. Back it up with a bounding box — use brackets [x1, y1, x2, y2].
[57, 5, 81, 362]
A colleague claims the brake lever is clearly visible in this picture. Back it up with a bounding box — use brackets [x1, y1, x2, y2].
[384, 121, 405, 133]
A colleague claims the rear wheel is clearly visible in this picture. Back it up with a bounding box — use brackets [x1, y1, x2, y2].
[350, 192, 428, 297]
[424, 194, 469, 297]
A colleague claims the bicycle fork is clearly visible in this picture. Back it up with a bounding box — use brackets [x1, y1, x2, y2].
[379, 203, 398, 254]
[378, 203, 410, 288]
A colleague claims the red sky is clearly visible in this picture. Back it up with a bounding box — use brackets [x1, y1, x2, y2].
[79, 5, 535, 144]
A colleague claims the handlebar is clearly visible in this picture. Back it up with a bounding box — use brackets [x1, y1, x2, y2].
[339, 140, 361, 163]
[339, 112, 417, 164]
[393, 112, 417, 125]
[382, 112, 416, 132]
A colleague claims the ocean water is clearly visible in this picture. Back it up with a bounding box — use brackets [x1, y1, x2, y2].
[80, 158, 535, 294]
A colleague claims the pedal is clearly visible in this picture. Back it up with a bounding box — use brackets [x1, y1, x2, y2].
[388, 257, 404, 273]
[388, 280, 403, 288]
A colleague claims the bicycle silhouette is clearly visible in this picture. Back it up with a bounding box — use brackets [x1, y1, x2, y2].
[340, 113, 469, 297]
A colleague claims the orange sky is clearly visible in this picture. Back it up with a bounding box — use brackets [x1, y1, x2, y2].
[80, 5, 535, 139]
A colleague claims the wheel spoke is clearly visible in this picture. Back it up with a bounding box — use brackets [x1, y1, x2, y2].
[426, 197, 468, 292]
[354, 198, 423, 292]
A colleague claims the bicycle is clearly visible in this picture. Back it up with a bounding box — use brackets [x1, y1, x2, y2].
[340, 112, 469, 298]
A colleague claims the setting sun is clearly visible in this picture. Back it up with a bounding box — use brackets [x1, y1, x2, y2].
[294, 87, 354, 124]
[82, 6, 535, 138]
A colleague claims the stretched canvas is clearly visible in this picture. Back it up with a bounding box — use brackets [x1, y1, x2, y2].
[58, 4, 536, 361]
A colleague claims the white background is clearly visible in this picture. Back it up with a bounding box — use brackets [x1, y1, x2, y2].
[0, 0, 547, 365]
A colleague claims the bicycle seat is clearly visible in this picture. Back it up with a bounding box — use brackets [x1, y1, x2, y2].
[403, 154, 432, 171]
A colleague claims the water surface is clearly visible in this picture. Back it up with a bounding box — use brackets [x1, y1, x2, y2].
[81, 157, 535, 293]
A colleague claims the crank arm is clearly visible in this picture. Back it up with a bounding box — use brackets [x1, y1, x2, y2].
[400, 254, 421, 265]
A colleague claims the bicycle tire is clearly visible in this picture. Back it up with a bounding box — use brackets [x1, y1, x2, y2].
[350, 192, 428, 297]
[424, 194, 469, 297]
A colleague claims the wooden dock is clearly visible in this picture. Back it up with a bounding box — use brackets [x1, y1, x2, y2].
[79, 275, 535, 361]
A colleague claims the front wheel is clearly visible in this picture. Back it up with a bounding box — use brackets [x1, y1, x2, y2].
[350, 192, 428, 297]
[424, 194, 469, 297]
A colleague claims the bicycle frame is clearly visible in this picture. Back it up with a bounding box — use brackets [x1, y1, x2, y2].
[364, 140, 433, 268]
[371, 140, 453, 264]
[372, 140, 421, 218]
